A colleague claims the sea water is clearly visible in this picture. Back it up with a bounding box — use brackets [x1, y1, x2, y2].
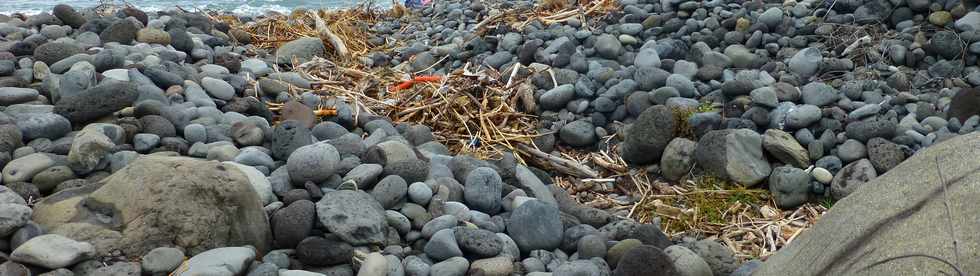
[6, 0, 391, 15]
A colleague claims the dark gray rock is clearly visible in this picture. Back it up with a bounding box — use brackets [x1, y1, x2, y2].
[866, 137, 905, 173]
[463, 167, 502, 214]
[54, 80, 138, 124]
[758, 7, 784, 28]
[454, 228, 502, 258]
[0, 88, 39, 106]
[721, 79, 755, 97]
[830, 159, 877, 200]
[929, 31, 964, 60]
[559, 120, 597, 147]
[14, 113, 71, 140]
[313, 121, 349, 140]
[429, 257, 468, 276]
[946, 88, 980, 122]
[100, 19, 139, 44]
[622, 105, 676, 165]
[788, 47, 821, 79]
[845, 115, 897, 142]
[784, 104, 822, 129]
[33, 42, 83, 66]
[141, 247, 185, 275]
[540, 84, 575, 110]
[577, 234, 607, 259]
[763, 129, 809, 168]
[595, 34, 623, 59]
[0, 204, 31, 237]
[613, 245, 676, 276]
[370, 175, 407, 209]
[424, 228, 463, 261]
[687, 239, 737, 276]
[801, 82, 839, 106]
[140, 115, 176, 138]
[383, 159, 429, 184]
[768, 166, 811, 209]
[315, 190, 388, 245]
[53, 4, 86, 28]
[694, 129, 771, 186]
[0, 124, 24, 153]
[271, 120, 313, 160]
[272, 200, 315, 249]
[660, 137, 696, 181]
[836, 139, 867, 163]
[277, 37, 325, 64]
[296, 236, 353, 266]
[506, 200, 563, 253]
[287, 142, 339, 184]
[144, 68, 184, 89]
[169, 28, 194, 53]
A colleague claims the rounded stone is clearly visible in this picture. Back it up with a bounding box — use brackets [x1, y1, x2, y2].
[136, 28, 171, 45]
[295, 236, 353, 267]
[286, 142, 340, 184]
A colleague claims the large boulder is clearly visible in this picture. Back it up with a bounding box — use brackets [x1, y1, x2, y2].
[754, 132, 980, 275]
[31, 155, 272, 257]
[621, 105, 677, 165]
[694, 129, 772, 186]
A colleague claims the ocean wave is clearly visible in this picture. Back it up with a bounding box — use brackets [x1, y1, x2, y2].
[4, 0, 387, 15]
[231, 3, 295, 15]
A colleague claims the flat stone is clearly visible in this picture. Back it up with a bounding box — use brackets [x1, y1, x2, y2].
[0, 87, 39, 105]
[141, 247, 185, 274]
[763, 129, 810, 168]
[176, 247, 255, 276]
[10, 234, 95, 269]
[694, 129, 772, 186]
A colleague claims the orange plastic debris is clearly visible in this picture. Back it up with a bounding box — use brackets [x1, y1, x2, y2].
[389, 75, 442, 92]
[315, 108, 338, 117]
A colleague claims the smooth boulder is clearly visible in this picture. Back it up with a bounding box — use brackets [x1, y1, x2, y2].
[754, 132, 980, 275]
[31, 155, 272, 257]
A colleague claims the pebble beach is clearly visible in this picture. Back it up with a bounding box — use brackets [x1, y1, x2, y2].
[1, 0, 979, 275]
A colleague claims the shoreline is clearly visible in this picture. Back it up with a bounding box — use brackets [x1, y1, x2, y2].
[4, 0, 393, 17]
[0, 0, 978, 275]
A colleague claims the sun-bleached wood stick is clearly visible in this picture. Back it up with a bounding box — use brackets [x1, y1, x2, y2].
[308, 10, 350, 57]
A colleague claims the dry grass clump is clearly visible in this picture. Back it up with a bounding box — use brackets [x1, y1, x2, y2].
[386, 65, 541, 161]
[627, 174, 827, 261]
[230, 3, 394, 66]
[818, 23, 897, 67]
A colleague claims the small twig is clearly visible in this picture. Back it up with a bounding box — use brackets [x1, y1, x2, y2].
[935, 156, 961, 267]
[518, 143, 599, 178]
